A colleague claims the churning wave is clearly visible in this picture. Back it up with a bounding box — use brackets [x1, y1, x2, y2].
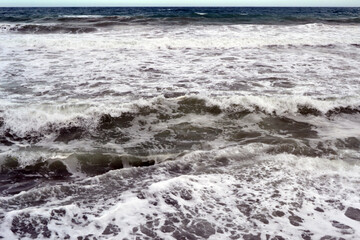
[1, 7, 360, 240]
[1, 96, 359, 144]
[1, 96, 359, 191]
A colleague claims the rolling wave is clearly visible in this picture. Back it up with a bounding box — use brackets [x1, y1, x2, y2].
[1, 96, 359, 142]
[1, 96, 359, 182]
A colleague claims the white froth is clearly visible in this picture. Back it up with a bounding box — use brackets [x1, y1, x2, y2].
[1, 18, 360, 240]
[1, 145, 359, 239]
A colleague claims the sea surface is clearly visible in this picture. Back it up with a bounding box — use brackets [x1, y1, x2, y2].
[1, 7, 360, 239]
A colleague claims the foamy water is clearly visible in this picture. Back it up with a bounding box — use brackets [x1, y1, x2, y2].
[0, 7, 360, 240]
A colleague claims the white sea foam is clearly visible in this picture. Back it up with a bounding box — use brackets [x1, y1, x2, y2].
[1, 145, 359, 239]
[1, 23, 359, 107]
[1, 17, 360, 239]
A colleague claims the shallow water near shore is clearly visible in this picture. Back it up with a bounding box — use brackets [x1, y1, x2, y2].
[1, 7, 360, 239]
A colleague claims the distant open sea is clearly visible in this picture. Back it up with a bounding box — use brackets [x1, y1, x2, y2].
[1, 7, 360, 239]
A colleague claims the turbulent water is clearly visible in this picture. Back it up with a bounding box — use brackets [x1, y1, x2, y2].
[1, 7, 360, 239]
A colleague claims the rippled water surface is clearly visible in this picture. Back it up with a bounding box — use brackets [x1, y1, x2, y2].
[0, 7, 360, 240]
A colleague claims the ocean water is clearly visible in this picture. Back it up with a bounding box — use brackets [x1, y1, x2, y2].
[0, 7, 360, 239]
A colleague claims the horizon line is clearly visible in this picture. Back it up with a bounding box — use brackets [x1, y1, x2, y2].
[0, 6, 359, 8]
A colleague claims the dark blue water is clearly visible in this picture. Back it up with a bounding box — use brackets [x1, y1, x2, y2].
[1, 7, 360, 24]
